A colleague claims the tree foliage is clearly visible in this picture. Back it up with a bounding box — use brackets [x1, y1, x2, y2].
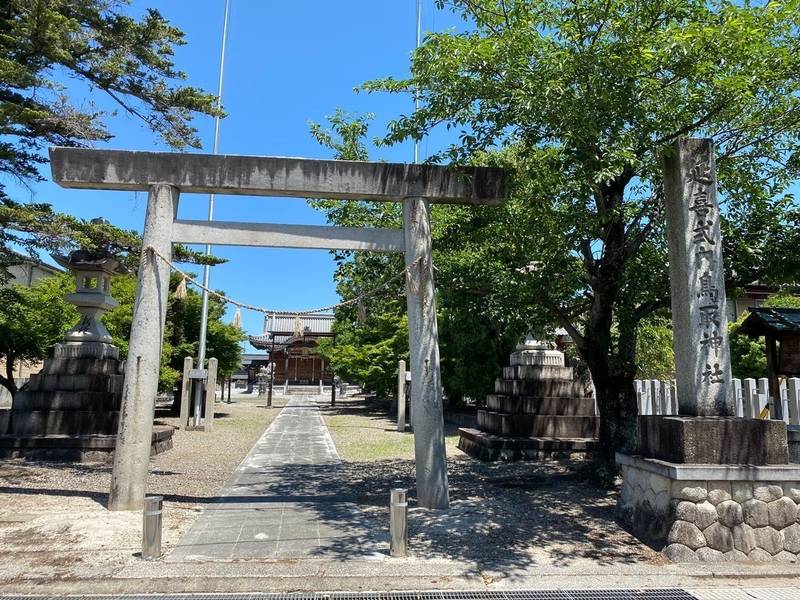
[0, 271, 243, 397]
[0, 0, 223, 279]
[356, 0, 800, 465]
[0, 272, 77, 394]
[104, 273, 245, 392]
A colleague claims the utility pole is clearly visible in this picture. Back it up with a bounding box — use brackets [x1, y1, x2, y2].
[194, 0, 232, 426]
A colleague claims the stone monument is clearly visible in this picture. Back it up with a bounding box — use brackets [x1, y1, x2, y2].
[458, 336, 598, 460]
[0, 246, 173, 461]
[617, 138, 798, 563]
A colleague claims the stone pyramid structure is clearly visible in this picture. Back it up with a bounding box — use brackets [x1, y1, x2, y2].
[458, 338, 599, 460]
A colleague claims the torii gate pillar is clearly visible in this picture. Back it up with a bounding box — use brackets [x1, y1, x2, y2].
[404, 197, 449, 509]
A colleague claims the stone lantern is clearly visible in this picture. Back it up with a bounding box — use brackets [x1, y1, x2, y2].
[0, 220, 174, 462]
[52, 250, 127, 346]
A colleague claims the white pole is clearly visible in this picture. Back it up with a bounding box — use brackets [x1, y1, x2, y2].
[413, 0, 421, 164]
[195, 0, 232, 426]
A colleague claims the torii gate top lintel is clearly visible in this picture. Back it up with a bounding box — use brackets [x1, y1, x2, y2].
[49, 147, 508, 205]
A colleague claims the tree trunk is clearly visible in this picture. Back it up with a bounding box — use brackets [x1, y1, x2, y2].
[0, 354, 19, 398]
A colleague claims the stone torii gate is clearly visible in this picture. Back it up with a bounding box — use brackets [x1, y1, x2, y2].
[49, 148, 507, 511]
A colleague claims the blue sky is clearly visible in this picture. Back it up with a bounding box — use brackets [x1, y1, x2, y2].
[9, 1, 464, 350]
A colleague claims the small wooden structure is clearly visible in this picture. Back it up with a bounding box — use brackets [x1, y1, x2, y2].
[740, 307, 800, 420]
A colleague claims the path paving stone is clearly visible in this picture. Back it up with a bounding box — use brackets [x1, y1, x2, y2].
[168, 397, 387, 561]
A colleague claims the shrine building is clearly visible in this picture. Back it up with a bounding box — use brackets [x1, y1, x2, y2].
[249, 313, 335, 385]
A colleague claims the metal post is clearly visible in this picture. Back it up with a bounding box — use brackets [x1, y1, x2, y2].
[142, 496, 163, 559]
[397, 359, 406, 432]
[195, 0, 232, 427]
[267, 335, 275, 408]
[390, 488, 408, 557]
[331, 376, 337, 406]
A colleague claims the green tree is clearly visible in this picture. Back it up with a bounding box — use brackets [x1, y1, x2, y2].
[0, 273, 76, 394]
[0, 0, 222, 279]
[361, 0, 800, 466]
[104, 273, 245, 392]
[635, 316, 675, 380]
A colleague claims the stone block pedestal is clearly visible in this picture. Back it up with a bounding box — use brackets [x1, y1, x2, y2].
[617, 453, 800, 563]
[0, 342, 173, 462]
[638, 415, 789, 465]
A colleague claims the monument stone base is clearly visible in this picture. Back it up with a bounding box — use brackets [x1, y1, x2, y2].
[617, 453, 800, 563]
[638, 415, 789, 465]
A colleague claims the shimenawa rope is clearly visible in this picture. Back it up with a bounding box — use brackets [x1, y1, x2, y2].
[145, 245, 421, 316]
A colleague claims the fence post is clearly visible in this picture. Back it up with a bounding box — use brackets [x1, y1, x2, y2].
[203, 358, 217, 432]
[757, 377, 770, 419]
[179, 356, 193, 428]
[787, 378, 800, 426]
[661, 380, 671, 415]
[670, 379, 678, 414]
[743, 378, 757, 419]
[731, 378, 743, 418]
[780, 381, 789, 424]
[649, 380, 661, 415]
[397, 359, 406, 432]
[634, 380, 645, 415]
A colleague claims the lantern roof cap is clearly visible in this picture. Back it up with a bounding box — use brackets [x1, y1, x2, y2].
[51, 251, 128, 274]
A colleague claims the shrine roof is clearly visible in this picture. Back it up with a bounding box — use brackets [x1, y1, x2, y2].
[740, 308, 800, 338]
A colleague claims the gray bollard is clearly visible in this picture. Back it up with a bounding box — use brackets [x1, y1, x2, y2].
[389, 488, 408, 557]
[142, 495, 163, 559]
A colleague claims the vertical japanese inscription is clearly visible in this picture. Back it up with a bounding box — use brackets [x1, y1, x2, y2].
[663, 138, 733, 416]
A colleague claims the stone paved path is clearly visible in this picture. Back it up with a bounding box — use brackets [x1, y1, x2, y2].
[168, 397, 386, 561]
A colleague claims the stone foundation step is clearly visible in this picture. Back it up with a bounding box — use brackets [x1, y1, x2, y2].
[0, 426, 173, 462]
[486, 394, 596, 416]
[10, 410, 120, 436]
[457, 427, 597, 461]
[40, 356, 122, 376]
[477, 409, 600, 438]
[494, 378, 578, 397]
[502, 365, 574, 381]
[12, 390, 121, 411]
[25, 373, 123, 394]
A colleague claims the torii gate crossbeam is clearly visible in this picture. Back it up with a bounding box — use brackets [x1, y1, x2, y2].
[49, 147, 508, 512]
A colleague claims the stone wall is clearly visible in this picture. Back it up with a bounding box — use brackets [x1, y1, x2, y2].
[618, 454, 800, 563]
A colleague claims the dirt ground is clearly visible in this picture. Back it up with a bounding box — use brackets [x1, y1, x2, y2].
[0, 396, 280, 581]
[321, 396, 663, 569]
[0, 392, 664, 587]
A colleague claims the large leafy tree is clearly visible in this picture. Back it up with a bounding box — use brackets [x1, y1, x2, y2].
[359, 0, 800, 465]
[0, 0, 221, 278]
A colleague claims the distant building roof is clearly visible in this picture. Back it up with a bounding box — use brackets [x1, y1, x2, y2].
[249, 312, 335, 350]
[740, 308, 800, 338]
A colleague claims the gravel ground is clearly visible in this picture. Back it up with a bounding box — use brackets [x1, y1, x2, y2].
[0, 395, 279, 581]
[0, 392, 662, 585]
[321, 396, 664, 569]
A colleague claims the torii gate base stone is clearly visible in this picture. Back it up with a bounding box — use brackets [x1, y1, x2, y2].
[50, 147, 507, 512]
[616, 139, 798, 563]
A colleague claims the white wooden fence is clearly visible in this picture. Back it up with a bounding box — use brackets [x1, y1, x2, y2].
[634, 377, 800, 425]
